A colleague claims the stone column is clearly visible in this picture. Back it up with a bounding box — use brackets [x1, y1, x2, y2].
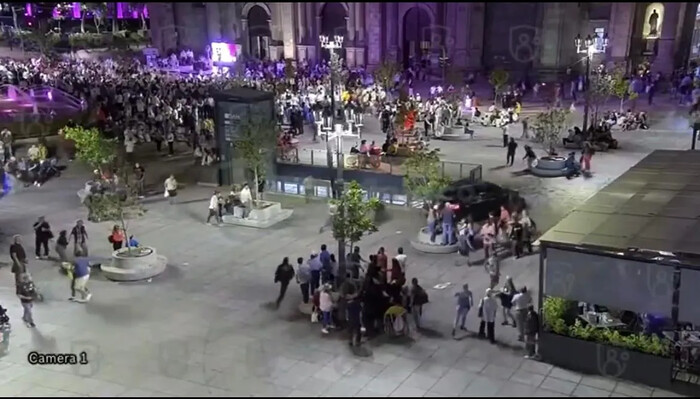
[538, 3, 563, 69]
[655, 2, 681, 75]
[608, 3, 635, 65]
[387, 2, 399, 62]
[467, 3, 485, 70]
[347, 7, 355, 42]
[241, 18, 249, 57]
[278, 3, 296, 59]
[365, 2, 382, 67]
[316, 15, 322, 62]
[219, 3, 237, 43]
[447, 3, 469, 69]
[306, 3, 314, 43]
[356, 3, 364, 42]
[296, 2, 305, 44]
[205, 3, 221, 43]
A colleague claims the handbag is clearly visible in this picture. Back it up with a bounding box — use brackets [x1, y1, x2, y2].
[164, 190, 170, 198]
[311, 311, 319, 323]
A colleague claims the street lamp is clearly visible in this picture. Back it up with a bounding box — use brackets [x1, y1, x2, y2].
[575, 33, 608, 133]
[320, 34, 344, 171]
[325, 123, 359, 287]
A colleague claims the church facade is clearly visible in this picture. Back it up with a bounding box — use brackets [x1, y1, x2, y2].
[148, 2, 698, 78]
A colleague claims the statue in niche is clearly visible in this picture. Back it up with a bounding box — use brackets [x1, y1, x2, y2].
[648, 9, 659, 37]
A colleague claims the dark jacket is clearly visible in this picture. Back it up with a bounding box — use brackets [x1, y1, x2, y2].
[274, 263, 295, 284]
[524, 310, 540, 335]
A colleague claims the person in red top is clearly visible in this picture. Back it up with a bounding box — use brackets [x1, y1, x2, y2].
[376, 247, 388, 275]
[109, 225, 125, 251]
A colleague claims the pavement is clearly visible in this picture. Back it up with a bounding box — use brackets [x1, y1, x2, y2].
[0, 104, 694, 396]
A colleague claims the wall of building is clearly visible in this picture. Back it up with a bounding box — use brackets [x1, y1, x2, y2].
[148, 2, 698, 76]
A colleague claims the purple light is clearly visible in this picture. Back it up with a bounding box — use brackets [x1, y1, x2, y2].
[211, 42, 237, 64]
[132, 9, 138, 19]
[52, 7, 59, 19]
[143, 5, 148, 18]
[72, 2, 81, 19]
[48, 91, 53, 101]
[25, 3, 32, 16]
[117, 2, 124, 19]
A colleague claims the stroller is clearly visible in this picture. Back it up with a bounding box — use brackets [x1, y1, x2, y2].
[384, 305, 410, 337]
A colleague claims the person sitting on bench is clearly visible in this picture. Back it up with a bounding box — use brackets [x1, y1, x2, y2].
[564, 152, 581, 179]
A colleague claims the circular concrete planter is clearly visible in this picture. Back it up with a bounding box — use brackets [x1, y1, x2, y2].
[101, 246, 167, 282]
[410, 227, 458, 254]
[439, 125, 473, 141]
[530, 156, 567, 178]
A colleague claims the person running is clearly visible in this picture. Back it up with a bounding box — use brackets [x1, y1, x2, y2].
[70, 220, 89, 257]
[17, 273, 36, 328]
[206, 190, 221, 225]
[296, 256, 311, 304]
[10, 235, 27, 292]
[55, 230, 69, 262]
[71, 255, 92, 303]
[32, 216, 52, 260]
[164, 174, 178, 205]
[274, 257, 295, 309]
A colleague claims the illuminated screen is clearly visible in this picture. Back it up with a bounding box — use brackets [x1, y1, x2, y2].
[211, 42, 237, 64]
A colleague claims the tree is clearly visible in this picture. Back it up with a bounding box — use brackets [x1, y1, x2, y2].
[489, 68, 509, 104]
[373, 58, 401, 91]
[79, 3, 88, 33]
[532, 108, 571, 155]
[403, 148, 451, 209]
[331, 180, 381, 281]
[10, 4, 25, 31]
[62, 125, 142, 233]
[587, 67, 615, 124]
[234, 111, 279, 206]
[610, 67, 638, 112]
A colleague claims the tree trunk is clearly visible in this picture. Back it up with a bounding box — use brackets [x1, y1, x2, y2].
[141, 14, 147, 31]
[253, 167, 259, 208]
[81, 15, 85, 33]
[94, 19, 100, 33]
[112, 16, 118, 34]
[619, 98, 624, 113]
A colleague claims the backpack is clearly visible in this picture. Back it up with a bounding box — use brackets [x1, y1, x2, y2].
[414, 287, 429, 306]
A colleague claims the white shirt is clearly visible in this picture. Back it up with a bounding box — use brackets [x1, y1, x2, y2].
[319, 291, 333, 312]
[480, 296, 499, 322]
[209, 195, 218, 210]
[164, 177, 177, 191]
[512, 291, 532, 311]
[394, 254, 407, 274]
[240, 187, 252, 204]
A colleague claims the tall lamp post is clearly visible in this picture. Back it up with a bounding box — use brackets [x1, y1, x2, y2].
[575, 33, 608, 133]
[320, 34, 344, 171]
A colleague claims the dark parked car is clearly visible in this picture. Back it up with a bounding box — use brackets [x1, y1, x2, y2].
[442, 180, 526, 222]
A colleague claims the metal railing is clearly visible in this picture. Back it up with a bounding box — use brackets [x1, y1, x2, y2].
[276, 147, 482, 182]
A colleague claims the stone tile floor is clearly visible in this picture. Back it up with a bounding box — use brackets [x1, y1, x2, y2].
[0, 116, 693, 397]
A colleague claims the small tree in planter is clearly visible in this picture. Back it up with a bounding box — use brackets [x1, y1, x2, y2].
[373, 58, 401, 92]
[610, 67, 638, 112]
[63, 125, 144, 250]
[532, 108, 571, 156]
[441, 87, 466, 128]
[234, 111, 279, 207]
[489, 68, 509, 105]
[331, 180, 382, 283]
[587, 67, 615, 124]
[404, 148, 451, 209]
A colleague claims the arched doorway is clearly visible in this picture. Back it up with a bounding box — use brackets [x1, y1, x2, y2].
[402, 7, 431, 69]
[320, 3, 348, 61]
[247, 5, 271, 60]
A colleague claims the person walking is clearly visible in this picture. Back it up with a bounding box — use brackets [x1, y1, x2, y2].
[164, 174, 178, 205]
[506, 137, 518, 166]
[296, 256, 311, 304]
[498, 276, 517, 326]
[55, 230, 69, 262]
[319, 284, 334, 334]
[452, 283, 473, 337]
[32, 216, 52, 260]
[501, 124, 509, 148]
[478, 288, 498, 344]
[524, 305, 540, 359]
[273, 257, 295, 309]
[520, 117, 529, 139]
[347, 296, 363, 347]
[513, 287, 532, 342]
[109, 225, 125, 251]
[10, 235, 27, 292]
[206, 190, 221, 225]
[70, 220, 89, 257]
[133, 163, 146, 199]
[410, 278, 429, 329]
[71, 255, 92, 302]
[17, 273, 36, 328]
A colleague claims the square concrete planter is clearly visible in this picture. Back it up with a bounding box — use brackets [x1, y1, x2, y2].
[539, 332, 673, 390]
[222, 201, 293, 228]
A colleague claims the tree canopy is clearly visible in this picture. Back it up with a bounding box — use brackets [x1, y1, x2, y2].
[403, 148, 451, 207]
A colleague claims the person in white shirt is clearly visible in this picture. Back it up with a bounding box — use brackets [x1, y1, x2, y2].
[27, 144, 40, 161]
[206, 190, 221, 225]
[163, 174, 178, 205]
[478, 288, 499, 344]
[124, 134, 136, 163]
[239, 184, 252, 217]
[512, 287, 532, 342]
[319, 284, 334, 334]
[394, 247, 407, 276]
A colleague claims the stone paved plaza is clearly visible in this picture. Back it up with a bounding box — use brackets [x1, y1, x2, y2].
[0, 109, 693, 397]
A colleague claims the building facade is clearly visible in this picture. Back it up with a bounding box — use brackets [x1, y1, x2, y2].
[148, 2, 699, 78]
